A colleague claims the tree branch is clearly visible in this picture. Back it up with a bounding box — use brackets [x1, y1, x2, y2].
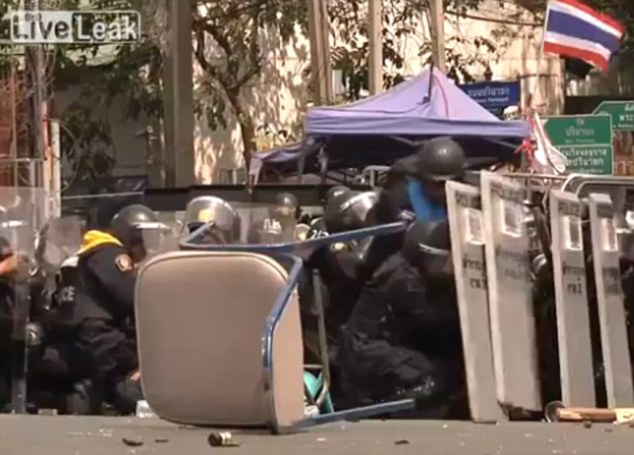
[193, 27, 230, 88]
[233, 10, 262, 88]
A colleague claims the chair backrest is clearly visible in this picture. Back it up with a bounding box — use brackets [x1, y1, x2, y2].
[135, 250, 305, 429]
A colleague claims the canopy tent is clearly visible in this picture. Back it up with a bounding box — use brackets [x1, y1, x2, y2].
[305, 67, 530, 138]
[253, 67, 531, 175]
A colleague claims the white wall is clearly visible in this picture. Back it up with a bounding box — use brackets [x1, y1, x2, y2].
[53, 86, 149, 179]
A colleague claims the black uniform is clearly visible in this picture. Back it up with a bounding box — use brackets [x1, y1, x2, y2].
[55, 230, 141, 413]
[0, 237, 13, 404]
[57, 204, 163, 414]
[337, 221, 465, 417]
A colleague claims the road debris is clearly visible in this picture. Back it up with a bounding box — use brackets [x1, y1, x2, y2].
[122, 437, 144, 447]
[208, 432, 240, 447]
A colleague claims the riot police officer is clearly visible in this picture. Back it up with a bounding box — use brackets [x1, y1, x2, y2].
[56, 203, 164, 414]
[182, 196, 241, 244]
[302, 191, 378, 378]
[379, 137, 465, 222]
[247, 193, 299, 244]
[363, 137, 466, 280]
[337, 219, 465, 417]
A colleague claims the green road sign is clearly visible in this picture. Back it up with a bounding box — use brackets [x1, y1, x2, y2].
[543, 115, 613, 175]
[593, 101, 634, 131]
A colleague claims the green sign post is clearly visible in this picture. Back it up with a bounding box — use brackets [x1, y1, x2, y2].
[592, 101, 634, 175]
[593, 101, 634, 131]
[543, 115, 613, 175]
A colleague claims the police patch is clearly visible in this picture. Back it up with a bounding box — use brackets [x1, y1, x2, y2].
[115, 254, 133, 272]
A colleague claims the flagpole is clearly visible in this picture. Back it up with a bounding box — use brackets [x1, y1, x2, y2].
[427, 59, 435, 102]
[529, 0, 553, 114]
[560, 59, 567, 114]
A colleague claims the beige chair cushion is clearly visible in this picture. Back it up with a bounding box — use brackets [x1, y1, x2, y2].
[135, 250, 304, 428]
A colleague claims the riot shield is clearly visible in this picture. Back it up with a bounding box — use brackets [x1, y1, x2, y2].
[294, 223, 311, 241]
[587, 193, 634, 407]
[549, 190, 595, 407]
[446, 180, 505, 422]
[0, 186, 46, 413]
[238, 203, 298, 245]
[480, 172, 541, 412]
[141, 220, 180, 263]
[37, 216, 85, 270]
[156, 210, 186, 239]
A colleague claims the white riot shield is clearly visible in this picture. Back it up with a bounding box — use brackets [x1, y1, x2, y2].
[587, 193, 634, 407]
[446, 181, 506, 422]
[480, 172, 541, 412]
[0, 186, 46, 413]
[549, 190, 595, 407]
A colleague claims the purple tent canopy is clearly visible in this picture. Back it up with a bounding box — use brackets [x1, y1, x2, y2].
[305, 67, 530, 138]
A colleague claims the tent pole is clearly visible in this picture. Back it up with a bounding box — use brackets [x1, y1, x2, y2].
[426, 60, 435, 102]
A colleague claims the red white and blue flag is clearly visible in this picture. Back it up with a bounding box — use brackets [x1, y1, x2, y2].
[543, 0, 626, 72]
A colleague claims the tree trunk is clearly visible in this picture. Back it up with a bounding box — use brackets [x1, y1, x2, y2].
[226, 91, 256, 170]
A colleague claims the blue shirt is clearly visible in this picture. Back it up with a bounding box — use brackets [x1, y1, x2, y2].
[407, 179, 447, 222]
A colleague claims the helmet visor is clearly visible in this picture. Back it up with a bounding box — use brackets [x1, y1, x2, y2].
[136, 221, 172, 255]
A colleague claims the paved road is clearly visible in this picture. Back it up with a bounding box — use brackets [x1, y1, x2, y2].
[0, 415, 632, 455]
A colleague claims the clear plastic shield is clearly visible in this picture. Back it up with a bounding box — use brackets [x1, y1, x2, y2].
[480, 172, 541, 412]
[294, 223, 311, 242]
[141, 220, 180, 262]
[549, 190, 595, 407]
[232, 203, 297, 245]
[36, 216, 85, 270]
[445, 180, 505, 422]
[587, 192, 634, 407]
[156, 210, 185, 237]
[0, 186, 46, 413]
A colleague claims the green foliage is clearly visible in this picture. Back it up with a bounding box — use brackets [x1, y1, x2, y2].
[192, 0, 307, 159]
[328, 0, 509, 101]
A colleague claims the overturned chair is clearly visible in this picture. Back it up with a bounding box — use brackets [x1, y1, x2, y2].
[134, 223, 414, 433]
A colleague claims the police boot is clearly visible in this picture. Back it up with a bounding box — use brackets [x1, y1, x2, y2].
[383, 368, 451, 413]
[65, 379, 102, 415]
[113, 373, 143, 416]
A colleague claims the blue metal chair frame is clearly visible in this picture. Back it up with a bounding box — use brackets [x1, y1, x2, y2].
[178, 222, 416, 433]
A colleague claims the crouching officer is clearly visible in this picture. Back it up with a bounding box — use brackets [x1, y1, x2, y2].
[337, 220, 465, 418]
[56, 203, 162, 414]
[363, 137, 466, 280]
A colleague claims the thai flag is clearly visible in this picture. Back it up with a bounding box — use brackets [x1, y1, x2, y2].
[543, 0, 625, 72]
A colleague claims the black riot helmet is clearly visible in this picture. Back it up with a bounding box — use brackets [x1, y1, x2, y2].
[324, 191, 378, 234]
[401, 219, 453, 279]
[325, 186, 351, 206]
[183, 196, 241, 244]
[416, 137, 466, 183]
[111, 204, 165, 262]
[274, 192, 299, 218]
